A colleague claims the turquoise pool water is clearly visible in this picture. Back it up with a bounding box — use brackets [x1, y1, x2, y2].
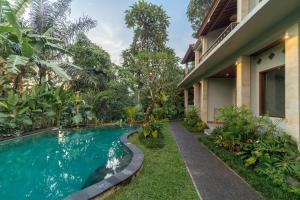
[0, 126, 135, 200]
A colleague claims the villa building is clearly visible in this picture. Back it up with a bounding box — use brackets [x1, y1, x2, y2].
[180, 0, 300, 146]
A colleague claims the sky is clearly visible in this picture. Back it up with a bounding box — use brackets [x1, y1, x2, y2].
[69, 0, 195, 65]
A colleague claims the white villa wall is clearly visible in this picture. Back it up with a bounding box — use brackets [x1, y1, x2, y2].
[248, 0, 260, 13]
[206, 27, 226, 49]
[207, 78, 236, 122]
[250, 43, 286, 129]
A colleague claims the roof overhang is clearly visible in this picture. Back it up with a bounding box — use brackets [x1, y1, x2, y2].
[181, 44, 195, 64]
[179, 0, 300, 88]
[197, 0, 237, 37]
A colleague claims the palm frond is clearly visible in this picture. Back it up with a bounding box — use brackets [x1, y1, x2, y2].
[51, 0, 72, 21]
[64, 65, 102, 90]
[12, 0, 32, 18]
[45, 41, 71, 55]
[7, 54, 29, 73]
[29, 0, 53, 34]
[37, 59, 70, 80]
[62, 15, 97, 44]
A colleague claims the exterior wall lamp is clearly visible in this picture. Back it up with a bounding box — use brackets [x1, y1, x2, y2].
[284, 32, 290, 40]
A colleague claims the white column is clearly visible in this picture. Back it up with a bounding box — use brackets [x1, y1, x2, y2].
[200, 80, 208, 122]
[185, 63, 189, 76]
[184, 89, 189, 115]
[285, 23, 300, 146]
[193, 83, 200, 113]
[195, 50, 201, 66]
[237, 0, 249, 22]
[236, 56, 251, 108]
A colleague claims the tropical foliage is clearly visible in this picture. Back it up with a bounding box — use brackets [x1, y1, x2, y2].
[68, 33, 111, 90]
[0, 0, 183, 142]
[186, 0, 213, 37]
[0, 84, 95, 136]
[139, 116, 165, 148]
[183, 108, 207, 133]
[0, 0, 100, 138]
[206, 106, 300, 196]
[122, 0, 183, 122]
[120, 1, 184, 148]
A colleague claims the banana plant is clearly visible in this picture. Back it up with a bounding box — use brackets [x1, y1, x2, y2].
[0, 0, 81, 91]
[0, 91, 32, 135]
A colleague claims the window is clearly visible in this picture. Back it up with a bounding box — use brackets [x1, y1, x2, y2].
[260, 66, 285, 118]
[188, 88, 194, 105]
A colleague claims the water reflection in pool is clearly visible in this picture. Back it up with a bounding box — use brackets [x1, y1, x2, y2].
[0, 126, 135, 200]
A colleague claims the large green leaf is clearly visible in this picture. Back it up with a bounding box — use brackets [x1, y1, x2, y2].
[38, 60, 71, 80]
[22, 118, 32, 126]
[72, 113, 83, 125]
[27, 34, 62, 43]
[63, 62, 82, 70]
[4, 9, 22, 41]
[0, 112, 8, 118]
[12, 0, 32, 18]
[7, 55, 29, 74]
[45, 42, 71, 55]
[21, 38, 34, 57]
[0, 102, 8, 109]
[18, 106, 29, 115]
[46, 110, 56, 117]
[7, 91, 18, 106]
[0, 24, 16, 33]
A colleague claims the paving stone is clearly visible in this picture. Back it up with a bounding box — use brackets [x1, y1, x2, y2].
[169, 122, 264, 200]
[64, 191, 89, 200]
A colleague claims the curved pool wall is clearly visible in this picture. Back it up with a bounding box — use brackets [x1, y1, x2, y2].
[64, 131, 144, 200]
[0, 126, 143, 200]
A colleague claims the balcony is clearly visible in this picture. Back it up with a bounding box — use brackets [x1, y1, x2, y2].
[199, 22, 239, 64]
[179, 0, 300, 88]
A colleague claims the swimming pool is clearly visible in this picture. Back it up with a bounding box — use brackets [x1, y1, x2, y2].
[0, 126, 136, 200]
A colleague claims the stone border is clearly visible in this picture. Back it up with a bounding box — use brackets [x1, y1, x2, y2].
[64, 131, 144, 200]
[0, 127, 57, 142]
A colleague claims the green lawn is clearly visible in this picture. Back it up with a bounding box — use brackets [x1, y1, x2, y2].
[107, 124, 199, 200]
[200, 135, 300, 200]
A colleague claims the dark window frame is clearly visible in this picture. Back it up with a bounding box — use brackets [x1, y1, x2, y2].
[259, 65, 285, 118]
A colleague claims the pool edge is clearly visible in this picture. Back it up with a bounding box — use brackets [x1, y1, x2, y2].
[64, 131, 144, 200]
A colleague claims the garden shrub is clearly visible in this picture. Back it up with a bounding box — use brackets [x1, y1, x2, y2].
[139, 116, 165, 148]
[211, 106, 300, 195]
[126, 105, 142, 125]
[183, 108, 207, 133]
[152, 104, 181, 120]
[0, 84, 97, 137]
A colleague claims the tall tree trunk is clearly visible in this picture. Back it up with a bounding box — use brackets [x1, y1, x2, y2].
[17, 74, 23, 94]
[13, 74, 23, 94]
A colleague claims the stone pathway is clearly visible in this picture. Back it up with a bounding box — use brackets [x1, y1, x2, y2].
[169, 122, 263, 200]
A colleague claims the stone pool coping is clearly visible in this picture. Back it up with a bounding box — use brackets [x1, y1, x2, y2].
[64, 131, 144, 200]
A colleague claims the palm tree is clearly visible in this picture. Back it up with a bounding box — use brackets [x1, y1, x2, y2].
[29, 0, 96, 45]
[0, 0, 90, 92]
[27, 0, 97, 84]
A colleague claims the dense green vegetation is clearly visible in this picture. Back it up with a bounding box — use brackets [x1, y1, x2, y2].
[183, 108, 207, 133]
[120, 1, 184, 148]
[108, 124, 199, 200]
[0, 0, 98, 136]
[200, 106, 300, 199]
[0, 0, 184, 138]
[187, 0, 213, 37]
[122, 1, 183, 118]
[139, 116, 166, 148]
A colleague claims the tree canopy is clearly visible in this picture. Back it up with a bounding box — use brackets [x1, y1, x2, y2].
[68, 33, 112, 91]
[125, 0, 169, 52]
[122, 0, 183, 117]
[187, 0, 213, 37]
